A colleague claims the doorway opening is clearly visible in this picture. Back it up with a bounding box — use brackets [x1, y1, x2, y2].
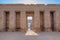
[5, 11, 9, 31]
[40, 11, 44, 31]
[26, 11, 34, 30]
[50, 11, 55, 31]
[26, 16, 38, 35]
[27, 16, 32, 30]
[16, 11, 20, 31]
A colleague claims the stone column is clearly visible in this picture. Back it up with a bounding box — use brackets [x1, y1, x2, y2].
[44, 10, 52, 32]
[20, 10, 27, 32]
[54, 10, 60, 31]
[0, 10, 5, 31]
[33, 9, 40, 32]
[8, 10, 16, 32]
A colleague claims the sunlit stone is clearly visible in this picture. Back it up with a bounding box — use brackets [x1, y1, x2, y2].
[25, 30, 38, 35]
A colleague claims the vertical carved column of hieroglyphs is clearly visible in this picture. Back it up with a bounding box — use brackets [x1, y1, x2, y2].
[0, 10, 5, 32]
[44, 10, 52, 32]
[8, 10, 16, 32]
[20, 10, 27, 32]
[54, 9, 60, 31]
[33, 9, 40, 32]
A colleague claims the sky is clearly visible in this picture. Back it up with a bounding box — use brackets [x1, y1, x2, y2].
[0, 0, 60, 4]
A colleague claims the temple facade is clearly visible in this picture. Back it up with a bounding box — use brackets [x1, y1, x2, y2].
[0, 4, 60, 32]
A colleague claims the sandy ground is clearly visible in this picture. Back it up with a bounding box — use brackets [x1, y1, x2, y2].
[0, 32, 60, 40]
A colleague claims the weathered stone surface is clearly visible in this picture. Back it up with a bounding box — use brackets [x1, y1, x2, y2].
[44, 10, 52, 32]
[20, 10, 27, 32]
[0, 10, 5, 31]
[0, 4, 60, 32]
[8, 10, 16, 32]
